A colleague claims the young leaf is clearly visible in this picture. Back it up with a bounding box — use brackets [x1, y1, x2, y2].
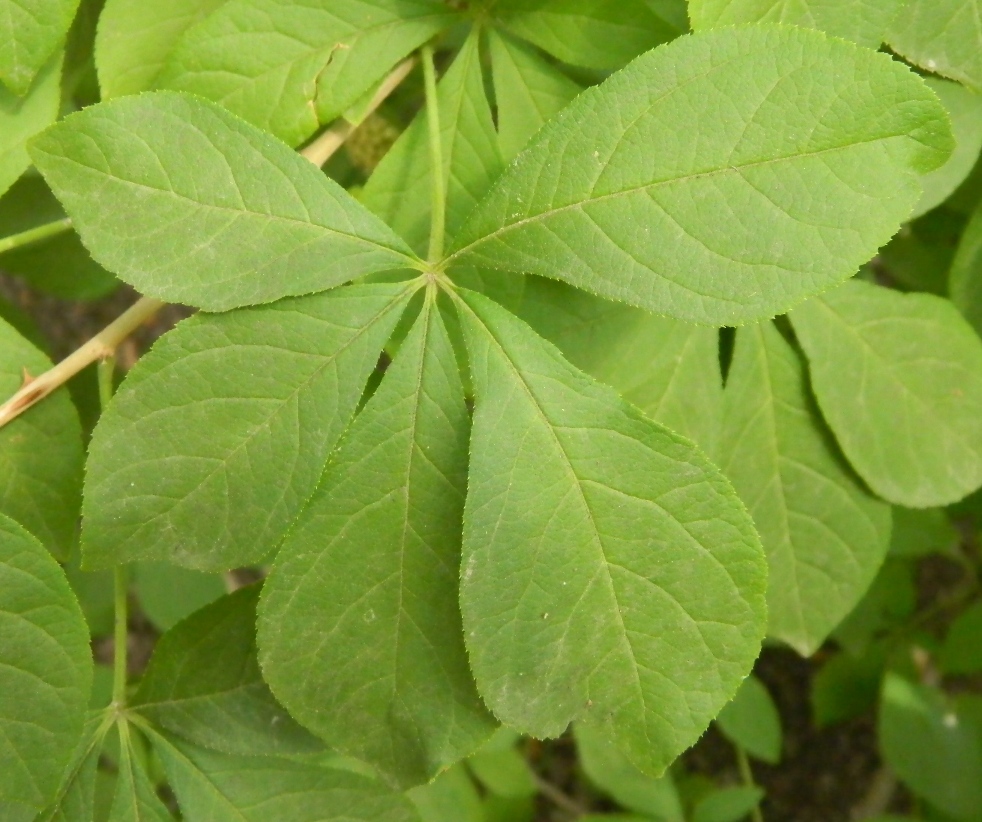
[888, 0, 982, 91]
[0, 55, 62, 201]
[0, 0, 77, 95]
[514, 278, 724, 458]
[95, 0, 231, 99]
[446, 25, 952, 325]
[0, 316, 84, 559]
[407, 764, 483, 822]
[133, 586, 323, 757]
[719, 322, 891, 655]
[149, 732, 420, 822]
[455, 289, 766, 776]
[82, 283, 415, 571]
[950, 202, 982, 338]
[158, 0, 458, 146]
[259, 297, 496, 788]
[940, 601, 982, 675]
[692, 787, 764, 822]
[688, 0, 904, 48]
[492, 0, 681, 70]
[715, 675, 782, 764]
[0, 514, 92, 812]
[109, 725, 173, 822]
[361, 29, 503, 256]
[913, 79, 982, 219]
[30, 92, 419, 311]
[789, 280, 982, 507]
[132, 563, 226, 632]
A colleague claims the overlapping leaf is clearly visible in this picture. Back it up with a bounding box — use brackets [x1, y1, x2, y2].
[950, 202, 982, 337]
[689, 0, 904, 47]
[134, 587, 323, 756]
[259, 297, 496, 787]
[487, 29, 582, 162]
[109, 725, 173, 822]
[361, 30, 503, 256]
[0, 514, 91, 812]
[719, 322, 891, 654]
[150, 732, 419, 822]
[0, 317, 84, 559]
[158, 0, 458, 146]
[0, 56, 62, 201]
[456, 289, 766, 775]
[82, 283, 415, 570]
[0, 0, 77, 95]
[790, 280, 982, 507]
[493, 0, 681, 69]
[889, 0, 982, 91]
[95, 0, 231, 98]
[447, 25, 952, 325]
[30, 92, 418, 311]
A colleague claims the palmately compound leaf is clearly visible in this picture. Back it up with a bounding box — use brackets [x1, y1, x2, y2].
[487, 29, 582, 162]
[719, 322, 891, 655]
[95, 0, 231, 99]
[688, 0, 904, 48]
[888, 0, 982, 91]
[790, 280, 982, 508]
[0, 316, 83, 560]
[134, 587, 323, 757]
[0, 514, 92, 812]
[455, 289, 767, 776]
[108, 725, 173, 822]
[0, 55, 62, 201]
[34, 715, 106, 822]
[514, 277, 724, 459]
[361, 29, 503, 257]
[82, 283, 415, 571]
[950, 202, 982, 338]
[259, 296, 496, 788]
[30, 92, 418, 311]
[492, 0, 681, 70]
[158, 0, 458, 146]
[446, 25, 952, 326]
[0, 0, 77, 95]
[149, 732, 419, 822]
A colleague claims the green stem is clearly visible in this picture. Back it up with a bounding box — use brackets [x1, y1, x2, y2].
[421, 44, 446, 264]
[735, 746, 765, 822]
[100, 355, 129, 709]
[0, 217, 73, 255]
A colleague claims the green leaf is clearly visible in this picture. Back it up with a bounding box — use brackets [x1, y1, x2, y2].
[456, 289, 766, 775]
[35, 717, 105, 822]
[940, 601, 982, 675]
[715, 675, 782, 764]
[158, 0, 458, 146]
[0, 317, 84, 559]
[109, 725, 173, 822]
[833, 560, 916, 655]
[692, 787, 765, 822]
[466, 733, 536, 800]
[879, 673, 982, 820]
[149, 732, 419, 822]
[811, 648, 884, 727]
[889, 507, 958, 559]
[0, 56, 61, 201]
[134, 586, 323, 757]
[82, 282, 414, 571]
[0, 176, 117, 301]
[447, 25, 952, 325]
[913, 79, 982, 219]
[487, 29, 581, 162]
[789, 280, 982, 507]
[259, 297, 496, 787]
[514, 277, 723, 458]
[574, 723, 684, 819]
[493, 0, 681, 70]
[688, 0, 904, 47]
[407, 764, 482, 822]
[880, 209, 962, 296]
[133, 563, 226, 632]
[361, 29, 503, 256]
[888, 0, 982, 91]
[0, 0, 77, 95]
[95, 0, 231, 99]
[0, 514, 92, 811]
[719, 322, 892, 654]
[950, 201, 982, 338]
[30, 92, 419, 312]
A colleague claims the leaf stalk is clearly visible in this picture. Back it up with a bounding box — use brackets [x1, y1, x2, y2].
[421, 43, 447, 263]
[0, 217, 73, 255]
